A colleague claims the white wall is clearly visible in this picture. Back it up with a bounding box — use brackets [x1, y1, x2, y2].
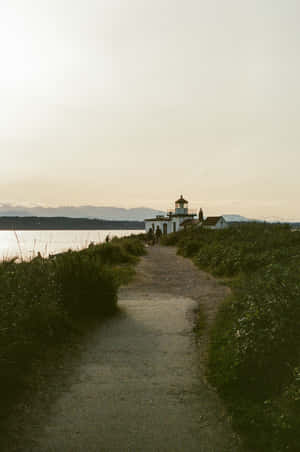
[145, 215, 194, 235]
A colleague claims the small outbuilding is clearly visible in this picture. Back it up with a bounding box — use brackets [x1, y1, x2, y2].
[202, 216, 228, 229]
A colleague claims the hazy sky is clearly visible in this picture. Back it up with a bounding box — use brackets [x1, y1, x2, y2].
[1, 0, 300, 219]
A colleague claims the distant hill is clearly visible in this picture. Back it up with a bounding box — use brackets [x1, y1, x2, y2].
[222, 215, 300, 227]
[0, 216, 145, 231]
[0, 205, 165, 222]
[222, 214, 251, 223]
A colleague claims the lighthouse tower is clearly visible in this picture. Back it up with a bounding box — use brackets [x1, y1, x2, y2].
[144, 194, 196, 235]
[175, 195, 189, 215]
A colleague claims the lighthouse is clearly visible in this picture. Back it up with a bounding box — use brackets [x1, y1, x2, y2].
[144, 195, 197, 235]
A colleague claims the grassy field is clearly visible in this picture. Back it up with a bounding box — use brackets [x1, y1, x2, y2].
[162, 224, 300, 452]
[0, 235, 146, 414]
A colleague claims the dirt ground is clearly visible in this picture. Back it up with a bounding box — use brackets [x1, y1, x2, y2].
[2, 246, 242, 452]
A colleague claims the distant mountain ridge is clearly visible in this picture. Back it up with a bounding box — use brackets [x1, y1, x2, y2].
[0, 205, 299, 225]
[0, 205, 165, 222]
[222, 214, 250, 222]
[222, 214, 300, 225]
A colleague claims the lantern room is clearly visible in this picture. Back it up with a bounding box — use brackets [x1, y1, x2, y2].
[175, 195, 189, 215]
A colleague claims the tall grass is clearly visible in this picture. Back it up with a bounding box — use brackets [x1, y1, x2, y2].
[0, 235, 145, 411]
[162, 224, 300, 451]
[13, 230, 23, 261]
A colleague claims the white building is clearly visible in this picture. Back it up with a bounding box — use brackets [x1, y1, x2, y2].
[202, 216, 229, 229]
[144, 195, 197, 235]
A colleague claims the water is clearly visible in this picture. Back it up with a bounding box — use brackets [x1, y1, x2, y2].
[0, 230, 144, 261]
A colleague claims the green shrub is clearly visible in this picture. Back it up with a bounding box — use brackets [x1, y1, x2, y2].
[210, 266, 300, 393]
[81, 237, 146, 265]
[172, 223, 300, 277]
[0, 259, 68, 394]
[53, 253, 118, 316]
[161, 230, 185, 246]
[167, 223, 300, 450]
[0, 234, 145, 411]
[180, 239, 202, 257]
[121, 237, 146, 257]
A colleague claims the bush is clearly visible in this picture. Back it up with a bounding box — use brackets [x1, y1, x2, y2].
[167, 223, 300, 450]
[0, 259, 68, 395]
[53, 253, 118, 316]
[80, 237, 146, 265]
[161, 230, 186, 246]
[0, 234, 145, 410]
[210, 266, 300, 391]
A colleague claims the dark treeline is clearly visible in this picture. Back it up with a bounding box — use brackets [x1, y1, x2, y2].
[0, 216, 145, 230]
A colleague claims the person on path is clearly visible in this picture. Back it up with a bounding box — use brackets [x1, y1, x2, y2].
[147, 227, 154, 245]
[155, 225, 162, 244]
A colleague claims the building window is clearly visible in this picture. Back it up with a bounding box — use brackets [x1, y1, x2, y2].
[163, 223, 168, 235]
[173, 222, 176, 232]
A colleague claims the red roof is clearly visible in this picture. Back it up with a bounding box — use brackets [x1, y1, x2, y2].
[203, 216, 223, 226]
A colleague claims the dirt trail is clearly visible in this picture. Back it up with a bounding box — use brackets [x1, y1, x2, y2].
[3, 246, 241, 452]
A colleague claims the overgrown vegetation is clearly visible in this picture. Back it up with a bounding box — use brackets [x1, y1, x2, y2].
[162, 223, 300, 451]
[0, 235, 145, 411]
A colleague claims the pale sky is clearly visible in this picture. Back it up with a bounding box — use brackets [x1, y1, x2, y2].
[1, 0, 300, 219]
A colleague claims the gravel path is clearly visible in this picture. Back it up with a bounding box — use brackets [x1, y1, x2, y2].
[3, 246, 242, 452]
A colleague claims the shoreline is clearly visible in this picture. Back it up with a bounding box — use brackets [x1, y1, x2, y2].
[0, 227, 145, 231]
